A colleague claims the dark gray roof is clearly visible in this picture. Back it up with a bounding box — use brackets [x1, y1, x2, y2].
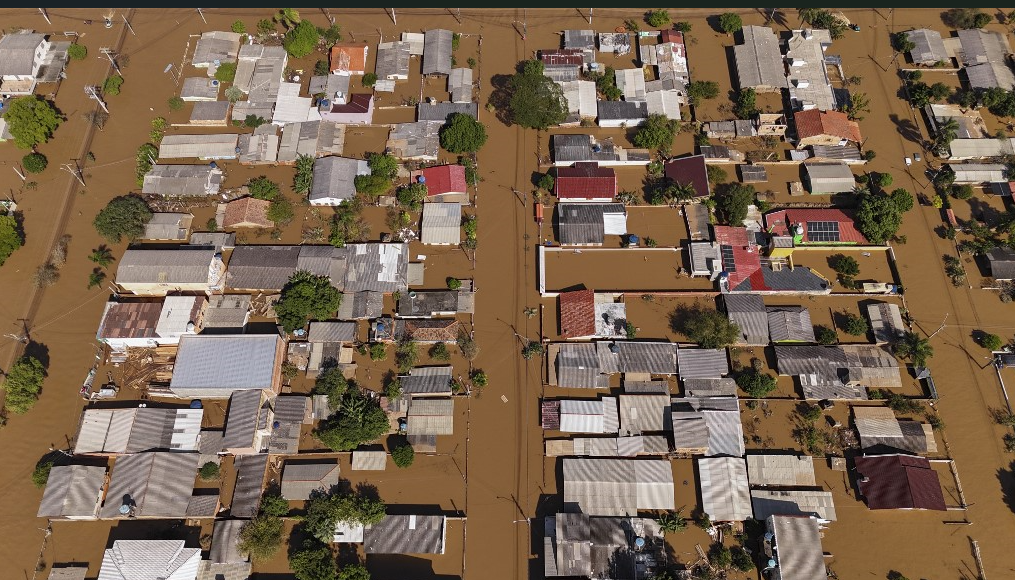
[222, 390, 268, 451]
[556, 343, 609, 388]
[376, 40, 411, 79]
[422, 29, 453, 75]
[38, 465, 106, 518]
[364, 514, 446, 553]
[386, 121, 441, 160]
[401, 366, 454, 395]
[556, 203, 624, 245]
[767, 306, 816, 343]
[417, 102, 478, 122]
[210, 519, 248, 564]
[309, 74, 350, 98]
[190, 101, 230, 123]
[204, 294, 250, 329]
[337, 291, 385, 319]
[731, 263, 831, 293]
[957, 28, 1009, 66]
[189, 232, 235, 252]
[905, 29, 948, 65]
[723, 294, 769, 345]
[308, 321, 357, 343]
[398, 290, 459, 316]
[226, 245, 301, 290]
[273, 396, 310, 424]
[100, 453, 197, 518]
[677, 349, 729, 379]
[230, 454, 268, 518]
[597, 100, 648, 122]
[597, 341, 678, 374]
[683, 378, 738, 397]
[311, 157, 369, 204]
[339, 243, 410, 293]
[564, 29, 596, 50]
[988, 247, 1015, 280]
[143, 164, 224, 197]
[774, 345, 845, 378]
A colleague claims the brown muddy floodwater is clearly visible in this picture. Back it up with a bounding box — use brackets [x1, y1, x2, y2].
[2, 8, 1015, 580]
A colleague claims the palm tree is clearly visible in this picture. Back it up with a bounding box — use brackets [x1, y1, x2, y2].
[88, 246, 114, 267]
[87, 269, 106, 289]
[798, 8, 821, 24]
[894, 331, 934, 368]
[657, 509, 687, 533]
[666, 182, 698, 206]
[274, 8, 301, 30]
[934, 118, 959, 153]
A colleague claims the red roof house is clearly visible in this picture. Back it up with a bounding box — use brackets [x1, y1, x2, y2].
[854, 454, 946, 511]
[320, 94, 374, 125]
[559, 289, 596, 339]
[330, 43, 369, 75]
[659, 30, 685, 45]
[540, 49, 585, 67]
[793, 109, 863, 149]
[411, 165, 468, 198]
[713, 226, 762, 291]
[664, 155, 710, 198]
[555, 162, 617, 201]
[222, 197, 272, 228]
[764, 208, 869, 244]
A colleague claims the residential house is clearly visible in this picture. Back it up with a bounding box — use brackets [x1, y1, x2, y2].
[386, 121, 441, 161]
[402, 32, 425, 55]
[230, 454, 269, 517]
[339, 243, 411, 293]
[803, 162, 855, 193]
[562, 458, 675, 516]
[599, 341, 679, 375]
[400, 366, 454, 396]
[756, 112, 789, 136]
[853, 406, 937, 454]
[423, 29, 453, 75]
[988, 246, 1015, 280]
[723, 294, 770, 345]
[319, 93, 374, 124]
[599, 32, 632, 56]
[854, 453, 946, 510]
[220, 197, 273, 228]
[957, 29, 1015, 90]
[273, 81, 318, 125]
[564, 29, 596, 52]
[764, 516, 828, 580]
[560, 80, 598, 124]
[310, 72, 351, 100]
[202, 294, 251, 331]
[764, 208, 869, 247]
[617, 394, 670, 436]
[222, 389, 274, 454]
[555, 162, 618, 202]
[947, 137, 1015, 160]
[767, 306, 816, 343]
[866, 302, 905, 344]
[746, 454, 816, 486]
[420, 202, 462, 245]
[904, 29, 949, 65]
[281, 462, 340, 500]
[276, 119, 347, 163]
[645, 88, 682, 121]
[310, 156, 370, 206]
[306, 321, 356, 374]
[793, 109, 862, 149]
[96, 296, 205, 352]
[449, 67, 473, 103]
[98, 540, 201, 580]
[351, 450, 387, 470]
[269, 396, 312, 454]
[234, 43, 286, 105]
[751, 489, 837, 522]
[159, 134, 239, 160]
[142, 165, 224, 197]
[338, 291, 385, 320]
[677, 349, 729, 380]
[925, 103, 989, 139]
[202, 519, 252, 579]
[683, 378, 738, 397]
[558, 289, 627, 339]
[543, 514, 664, 579]
[74, 406, 203, 454]
[192, 31, 241, 68]
[100, 452, 200, 518]
[375, 41, 411, 82]
[180, 77, 220, 101]
[597, 100, 648, 128]
[188, 100, 230, 126]
[169, 334, 285, 398]
[143, 213, 193, 241]
[188, 232, 235, 252]
[37, 465, 107, 520]
[395, 319, 460, 343]
[406, 398, 455, 445]
[555, 203, 627, 246]
[774, 344, 902, 400]
[417, 101, 479, 122]
[541, 48, 584, 82]
[115, 248, 224, 296]
[237, 124, 281, 165]
[785, 28, 835, 111]
[0, 32, 64, 95]
[615, 67, 647, 101]
[225, 245, 303, 291]
[950, 163, 1007, 183]
[410, 164, 468, 203]
[397, 289, 474, 317]
[364, 515, 447, 554]
[713, 226, 831, 294]
[640, 30, 689, 94]
[698, 457, 752, 521]
[664, 155, 710, 198]
[330, 43, 368, 75]
[671, 397, 744, 457]
[555, 397, 620, 434]
[734, 25, 785, 92]
[552, 134, 651, 166]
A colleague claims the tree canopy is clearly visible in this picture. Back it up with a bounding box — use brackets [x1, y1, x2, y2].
[305, 486, 387, 543]
[674, 303, 740, 349]
[290, 544, 337, 580]
[632, 114, 679, 151]
[645, 9, 670, 27]
[718, 13, 743, 34]
[248, 176, 281, 200]
[397, 182, 428, 211]
[93, 195, 153, 243]
[2, 355, 45, 415]
[509, 64, 568, 129]
[734, 88, 757, 119]
[856, 188, 912, 244]
[0, 215, 24, 266]
[714, 183, 755, 226]
[735, 368, 778, 398]
[314, 388, 390, 451]
[942, 8, 992, 29]
[294, 154, 315, 195]
[686, 80, 719, 106]
[275, 271, 342, 333]
[239, 515, 284, 562]
[312, 366, 349, 409]
[283, 20, 320, 58]
[3, 96, 62, 149]
[439, 113, 488, 153]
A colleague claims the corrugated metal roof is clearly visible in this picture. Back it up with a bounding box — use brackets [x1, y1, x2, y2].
[352, 450, 387, 470]
[751, 489, 837, 521]
[281, 462, 340, 499]
[204, 294, 250, 329]
[337, 291, 384, 319]
[422, 29, 453, 75]
[159, 134, 239, 160]
[376, 40, 411, 80]
[702, 410, 745, 457]
[406, 398, 454, 435]
[310, 156, 369, 204]
[47, 569, 87, 580]
[170, 334, 281, 397]
[767, 306, 816, 343]
[746, 454, 816, 486]
[609, 341, 678, 374]
[420, 202, 462, 245]
[555, 343, 608, 388]
[562, 458, 675, 516]
[210, 519, 247, 564]
[223, 390, 268, 451]
[401, 366, 454, 395]
[698, 457, 752, 521]
[618, 394, 670, 435]
[417, 102, 478, 122]
[308, 321, 357, 343]
[143, 164, 224, 196]
[677, 349, 729, 380]
[192, 31, 241, 65]
[37, 465, 106, 518]
[116, 248, 215, 285]
[100, 453, 197, 518]
[231, 454, 269, 517]
[364, 514, 446, 554]
[770, 516, 826, 580]
[683, 378, 738, 397]
[98, 540, 201, 580]
[734, 25, 785, 89]
[905, 29, 948, 64]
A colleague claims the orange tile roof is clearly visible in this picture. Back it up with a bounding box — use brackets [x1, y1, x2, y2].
[223, 197, 272, 228]
[794, 109, 862, 143]
[330, 43, 369, 74]
[559, 289, 595, 338]
[401, 319, 461, 342]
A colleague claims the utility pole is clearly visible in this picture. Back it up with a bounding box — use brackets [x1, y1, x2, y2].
[122, 14, 135, 36]
[84, 85, 110, 114]
[38, 8, 51, 25]
[387, 8, 396, 25]
[928, 313, 950, 340]
[61, 162, 85, 187]
[12, 165, 26, 182]
[196, 8, 207, 25]
[448, 8, 462, 24]
[321, 8, 335, 26]
[100, 48, 121, 76]
[588, 8, 593, 25]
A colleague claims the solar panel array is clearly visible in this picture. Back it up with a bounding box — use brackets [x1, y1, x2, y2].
[806, 221, 840, 242]
[720, 245, 737, 272]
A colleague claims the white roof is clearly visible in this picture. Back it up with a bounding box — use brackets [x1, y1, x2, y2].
[698, 457, 752, 521]
[645, 90, 681, 121]
[562, 458, 675, 516]
[746, 454, 816, 486]
[559, 397, 619, 434]
[155, 295, 200, 339]
[420, 202, 462, 245]
[272, 81, 318, 125]
[351, 450, 387, 470]
[98, 540, 201, 580]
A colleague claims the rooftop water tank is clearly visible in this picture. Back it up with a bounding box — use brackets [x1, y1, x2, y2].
[209, 161, 218, 169]
[634, 537, 645, 548]
[418, 175, 427, 183]
[767, 559, 777, 569]
[211, 79, 220, 87]
[190, 400, 203, 409]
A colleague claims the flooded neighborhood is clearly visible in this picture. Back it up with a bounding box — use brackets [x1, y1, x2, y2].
[3, 7, 1015, 580]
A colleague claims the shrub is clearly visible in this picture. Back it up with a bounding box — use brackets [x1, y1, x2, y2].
[267, 197, 295, 225]
[93, 195, 153, 243]
[198, 461, 220, 481]
[829, 254, 859, 277]
[735, 369, 777, 398]
[731, 547, 755, 572]
[471, 370, 488, 387]
[239, 515, 284, 561]
[168, 96, 184, 111]
[816, 326, 838, 345]
[447, 277, 462, 290]
[294, 154, 315, 195]
[67, 43, 87, 60]
[2, 355, 45, 415]
[318, 23, 342, 44]
[521, 341, 544, 360]
[467, 57, 476, 68]
[458, 328, 479, 361]
[952, 184, 974, 200]
[626, 321, 638, 338]
[841, 313, 868, 336]
[248, 176, 281, 200]
[369, 343, 387, 361]
[676, 302, 740, 349]
[942, 8, 992, 29]
[876, 172, 894, 188]
[32, 263, 59, 288]
[391, 444, 415, 468]
[429, 342, 451, 361]
[257, 18, 276, 35]
[31, 457, 54, 488]
[384, 377, 402, 399]
[886, 392, 924, 414]
[645, 9, 670, 27]
[632, 113, 679, 151]
[103, 75, 124, 96]
[22, 152, 47, 173]
[802, 405, 823, 422]
[980, 333, 1004, 351]
[674, 21, 692, 32]
[686, 80, 719, 106]
[214, 62, 237, 82]
[231, 20, 246, 33]
[439, 113, 488, 153]
[708, 544, 732, 569]
[396, 182, 428, 211]
[734, 88, 757, 119]
[362, 72, 378, 87]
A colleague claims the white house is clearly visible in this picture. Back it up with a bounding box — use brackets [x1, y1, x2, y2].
[0, 32, 52, 95]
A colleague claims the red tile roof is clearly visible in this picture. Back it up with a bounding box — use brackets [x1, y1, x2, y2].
[559, 289, 596, 338]
[764, 208, 869, 244]
[659, 30, 685, 45]
[223, 197, 272, 228]
[541, 49, 585, 66]
[664, 155, 710, 197]
[98, 302, 162, 339]
[794, 109, 863, 143]
[555, 162, 617, 200]
[330, 43, 369, 74]
[412, 165, 468, 196]
[854, 454, 946, 510]
[400, 319, 461, 342]
[713, 226, 764, 291]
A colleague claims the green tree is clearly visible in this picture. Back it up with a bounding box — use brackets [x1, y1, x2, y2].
[718, 13, 743, 34]
[645, 9, 670, 27]
[537, 173, 555, 191]
[214, 62, 237, 82]
[429, 342, 451, 361]
[167, 96, 184, 111]
[313, 366, 349, 408]
[257, 18, 276, 35]
[3, 95, 63, 149]
[942, 8, 992, 29]
[314, 389, 390, 451]
[735, 368, 778, 398]
[731, 547, 754, 572]
[248, 176, 281, 200]
[338, 564, 371, 580]
[892, 32, 916, 53]
[845, 92, 870, 121]
[471, 369, 488, 387]
[362, 73, 377, 88]
[447, 277, 462, 290]
[521, 341, 544, 360]
[0, 215, 24, 266]
[283, 20, 320, 59]
[87, 269, 106, 289]
[294, 154, 315, 195]
[2, 355, 45, 415]
[509, 66, 568, 129]
[440, 113, 488, 153]
[239, 515, 284, 562]
[841, 313, 868, 336]
[391, 443, 415, 468]
[734, 88, 757, 119]
[88, 246, 115, 267]
[103, 75, 124, 95]
[304, 487, 386, 543]
[198, 461, 220, 480]
[709, 543, 732, 569]
[355, 174, 392, 197]
[676, 303, 740, 349]
[290, 544, 337, 580]
[397, 182, 428, 211]
[686, 80, 719, 106]
[980, 333, 1004, 351]
[395, 339, 418, 373]
[633, 114, 679, 151]
[275, 7, 302, 29]
[801, 9, 847, 39]
[32, 456, 54, 488]
[894, 331, 934, 367]
[830, 254, 860, 277]
[231, 20, 246, 33]
[268, 197, 295, 225]
[319, 24, 343, 45]
[259, 491, 291, 517]
[876, 172, 893, 188]
[715, 183, 755, 226]
[93, 195, 153, 243]
[367, 152, 398, 179]
[675, 21, 692, 33]
[68, 43, 87, 60]
[275, 271, 342, 333]
[952, 184, 974, 200]
[856, 190, 907, 244]
[21, 152, 47, 174]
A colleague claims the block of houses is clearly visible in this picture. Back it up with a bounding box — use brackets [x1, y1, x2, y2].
[733, 25, 785, 92]
[115, 248, 224, 296]
[0, 32, 68, 95]
[957, 29, 1015, 90]
[98, 540, 201, 580]
[562, 458, 675, 516]
[422, 29, 453, 75]
[330, 43, 369, 75]
[96, 296, 205, 352]
[555, 203, 627, 246]
[234, 43, 286, 105]
[310, 156, 370, 206]
[555, 162, 617, 202]
[803, 162, 855, 193]
[420, 202, 462, 245]
[793, 109, 862, 149]
[558, 289, 626, 339]
[555, 397, 619, 434]
[664, 155, 710, 198]
[281, 462, 340, 500]
[278, 119, 346, 162]
[712, 226, 831, 294]
[854, 454, 946, 510]
[410, 164, 468, 203]
[238, 125, 281, 165]
[142, 164, 224, 197]
[617, 394, 670, 436]
[169, 334, 285, 398]
[273, 81, 318, 125]
[615, 67, 646, 101]
[671, 397, 744, 457]
[338, 291, 385, 320]
[142, 212, 193, 241]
